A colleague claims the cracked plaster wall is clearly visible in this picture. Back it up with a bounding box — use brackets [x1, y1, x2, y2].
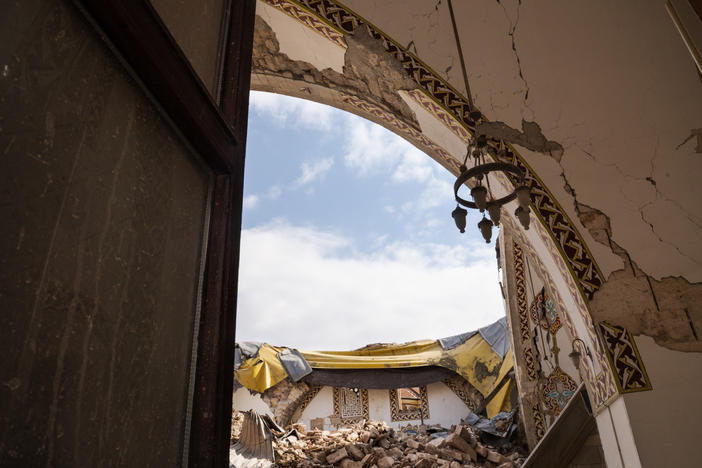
[252, 0, 702, 351]
[340, 1, 702, 277]
[576, 204, 702, 352]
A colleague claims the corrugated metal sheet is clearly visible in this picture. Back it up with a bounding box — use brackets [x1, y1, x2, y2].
[229, 411, 275, 468]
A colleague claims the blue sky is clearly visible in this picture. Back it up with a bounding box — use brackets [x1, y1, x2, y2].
[235, 91, 504, 350]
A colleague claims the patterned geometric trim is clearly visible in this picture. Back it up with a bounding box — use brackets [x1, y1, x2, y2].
[389, 387, 430, 422]
[261, 0, 347, 49]
[504, 149, 603, 301]
[531, 402, 546, 441]
[529, 290, 562, 335]
[278, 0, 605, 304]
[514, 242, 538, 380]
[505, 216, 618, 411]
[442, 375, 481, 411]
[598, 322, 652, 393]
[405, 89, 472, 143]
[541, 367, 578, 416]
[332, 387, 369, 423]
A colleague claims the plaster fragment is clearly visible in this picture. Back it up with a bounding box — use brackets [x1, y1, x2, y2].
[577, 203, 702, 352]
[476, 120, 564, 160]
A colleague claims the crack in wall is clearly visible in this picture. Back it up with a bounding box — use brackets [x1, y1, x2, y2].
[676, 128, 702, 153]
[499, 0, 529, 103]
[572, 203, 702, 352]
[638, 204, 702, 268]
[576, 143, 702, 234]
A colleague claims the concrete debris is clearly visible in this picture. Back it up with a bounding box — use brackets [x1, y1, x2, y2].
[231, 411, 526, 468]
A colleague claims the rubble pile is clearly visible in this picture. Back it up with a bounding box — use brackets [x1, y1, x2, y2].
[231, 412, 526, 468]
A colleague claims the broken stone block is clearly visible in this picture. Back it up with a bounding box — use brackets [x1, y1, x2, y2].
[377, 455, 395, 468]
[413, 459, 432, 468]
[387, 446, 403, 459]
[340, 459, 363, 468]
[427, 437, 445, 448]
[326, 447, 348, 464]
[439, 447, 463, 461]
[487, 449, 505, 463]
[346, 444, 364, 461]
[454, 425, 476, 446]
[497, 462, 515, 468]
[406, 439, 420, 449]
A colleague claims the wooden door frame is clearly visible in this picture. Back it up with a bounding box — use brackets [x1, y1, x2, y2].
[75, 1, 255, 466]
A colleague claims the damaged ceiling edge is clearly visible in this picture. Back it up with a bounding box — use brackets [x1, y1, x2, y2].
[252, 14, 422, 130]
[573, 201, 702, 352]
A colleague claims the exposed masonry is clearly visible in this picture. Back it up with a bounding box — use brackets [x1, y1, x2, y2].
[262, 378, 319, 427]
[476, 120, 564, 160]
[252, 15, 420, 128]
[575, 203, 702, 352]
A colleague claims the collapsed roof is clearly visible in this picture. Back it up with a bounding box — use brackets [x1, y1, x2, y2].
[235, 317, 513, 418]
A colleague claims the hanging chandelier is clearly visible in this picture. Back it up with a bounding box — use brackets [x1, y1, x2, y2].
[446, 0, 532, 243]
[451, 135, 532, 243]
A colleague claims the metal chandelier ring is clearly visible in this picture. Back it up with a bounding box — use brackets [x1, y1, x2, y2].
[453, 162, 525, 209]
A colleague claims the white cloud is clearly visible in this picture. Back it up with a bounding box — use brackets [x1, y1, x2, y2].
[236, 221, 504, 350]
[249, 91, 337, 130]
[243, 194, 259, 210]
[267, 185, 282, 200]
[342, 117, 434, 184]
[295, 157, 334, 187]
[249, 92, 454, 217]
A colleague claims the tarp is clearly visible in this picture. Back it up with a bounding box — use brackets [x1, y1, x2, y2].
[300, 333, 504, 398]
[478, 317, 510, 358]
[235, 318, 513, 417]
[277, 348, 312, 382]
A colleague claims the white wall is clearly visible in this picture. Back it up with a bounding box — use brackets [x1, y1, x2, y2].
[299, 386, 335, 430]
[298, 383, 472, 431]
[232, 387, 275, 418]
[622, 336, 702, 468]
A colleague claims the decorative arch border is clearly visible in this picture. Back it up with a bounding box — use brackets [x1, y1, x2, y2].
[508, 220, 619, 411]
[260, 0, 605, 305]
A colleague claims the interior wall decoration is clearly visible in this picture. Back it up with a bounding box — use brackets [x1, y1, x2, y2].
[260, 0, 348, 48]
[332, 387, 369, 423]
[441, 375, 481, 412]
[389, 387, 430, 422]
[529, 289, 562, 335]
[514, 242, 538, 380]
[598, 322, 653, 393]
[531, 402, 546, 441]
[541, 367, 578, 416]
[264, 0, 606, 305]
[505, 216, 619, 411]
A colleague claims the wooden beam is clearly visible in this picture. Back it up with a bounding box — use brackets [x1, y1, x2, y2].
[189, 1, 256, 467]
